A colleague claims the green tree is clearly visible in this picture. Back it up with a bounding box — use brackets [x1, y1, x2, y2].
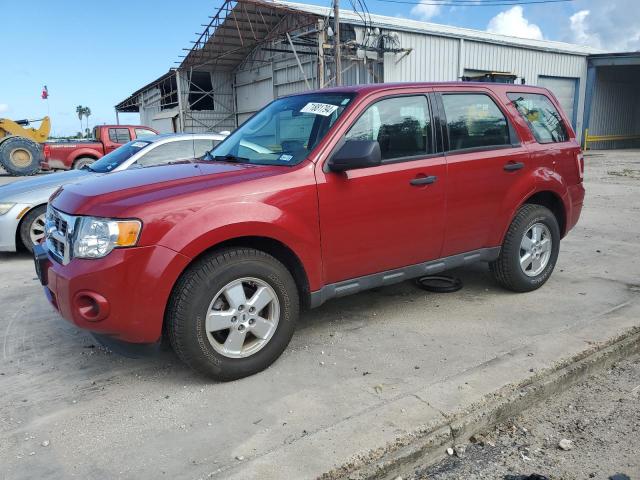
[83, 107, 91, 135]
[76, 105, 84, 134]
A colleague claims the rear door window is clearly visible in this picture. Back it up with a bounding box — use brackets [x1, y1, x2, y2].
[345, 95, 432, 161]
[108, 128, 132, 144]
[441, 94, 510, 151]
[507, 93, 569, 143]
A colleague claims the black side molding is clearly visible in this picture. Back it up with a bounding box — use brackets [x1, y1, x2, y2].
[309, 247, 501, 308]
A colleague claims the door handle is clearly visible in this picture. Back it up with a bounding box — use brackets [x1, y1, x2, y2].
[504, 162, 525, 171]
[410, 175, 437, 186]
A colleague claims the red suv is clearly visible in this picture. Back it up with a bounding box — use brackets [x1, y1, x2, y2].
[35, 83, 585, 380]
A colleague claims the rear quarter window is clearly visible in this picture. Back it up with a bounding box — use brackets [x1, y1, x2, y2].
[507, 93, 569, 144]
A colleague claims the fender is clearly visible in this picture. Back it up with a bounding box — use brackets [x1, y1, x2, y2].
[490, 165, 571, 246]
[155, 201, 323, 291]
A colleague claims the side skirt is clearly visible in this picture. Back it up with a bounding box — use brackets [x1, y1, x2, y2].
[309, 247, 501, 308]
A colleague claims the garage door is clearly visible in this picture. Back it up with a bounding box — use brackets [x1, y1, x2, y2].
[537, 76, 577, 127]
[235, 64, 273, 125]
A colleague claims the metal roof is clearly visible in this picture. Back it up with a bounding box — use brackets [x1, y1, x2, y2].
[276, 0, 602, 56]
[179, 0, 320, 71]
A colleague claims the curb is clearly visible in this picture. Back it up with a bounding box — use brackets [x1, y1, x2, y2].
[324, 326, 640, 480]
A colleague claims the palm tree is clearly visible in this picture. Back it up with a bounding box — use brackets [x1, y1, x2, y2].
[76, 105, 84, 135]
[83, 107, 92, 136]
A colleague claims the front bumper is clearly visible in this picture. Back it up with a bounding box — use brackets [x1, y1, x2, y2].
[38, 244, 191, 344]
[0, 203, 31, 252]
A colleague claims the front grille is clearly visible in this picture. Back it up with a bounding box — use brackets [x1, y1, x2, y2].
[45, 206, 75, 265]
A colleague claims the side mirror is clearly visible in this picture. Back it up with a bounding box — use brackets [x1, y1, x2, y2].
[328, 140, 382, 172]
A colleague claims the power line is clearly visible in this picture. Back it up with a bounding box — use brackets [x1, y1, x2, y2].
[369, 0, 573, 5]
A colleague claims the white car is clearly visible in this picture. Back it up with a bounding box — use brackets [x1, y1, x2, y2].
[0, 133, 226, 252]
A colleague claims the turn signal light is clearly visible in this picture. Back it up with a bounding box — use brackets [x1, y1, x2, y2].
[115, 221, 142, 247]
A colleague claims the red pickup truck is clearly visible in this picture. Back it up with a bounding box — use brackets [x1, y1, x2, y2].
[35, 83, 585, 381]
[42, 125, 157, 170]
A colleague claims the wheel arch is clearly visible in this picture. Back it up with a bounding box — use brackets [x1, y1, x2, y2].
[522, 190, 567, 237]
[168, 235, 312, 314]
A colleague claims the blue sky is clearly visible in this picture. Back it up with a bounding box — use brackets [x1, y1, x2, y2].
[0, 0, 631, 136]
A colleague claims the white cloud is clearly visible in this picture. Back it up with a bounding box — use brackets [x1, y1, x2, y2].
[487, 6, 544, 40]
[411, 1, 441, 21]
[569, 10, 595, 46]
[566, 0, 640, 51]
[0, 104, 8, 114]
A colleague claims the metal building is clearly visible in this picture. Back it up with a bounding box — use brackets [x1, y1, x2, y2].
[115, 0, 635, 148]
[582, 52, 640, 150]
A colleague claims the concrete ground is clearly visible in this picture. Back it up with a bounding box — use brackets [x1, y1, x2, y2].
[0, 151, 639, 480]
[412, 355, 640, 479]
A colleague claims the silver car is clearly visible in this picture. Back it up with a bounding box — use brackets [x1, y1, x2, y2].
[0, 133, 225, 252]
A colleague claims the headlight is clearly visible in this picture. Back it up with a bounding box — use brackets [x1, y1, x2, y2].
[73, 217, 142, 259]
[0, 203, 16, 216]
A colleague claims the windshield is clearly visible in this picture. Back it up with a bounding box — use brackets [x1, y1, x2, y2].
[88, 140, 152, 173]
[210, 93, 354, 166]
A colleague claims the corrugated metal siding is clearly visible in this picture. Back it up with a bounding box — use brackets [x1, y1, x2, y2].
[273, 57, 317, 97]
[236, 64, 274, 122]
[140, 88, 162, 128]
[588, 66, 640, 149]
[183, 71, 235, 133]
[383, 32, 459, 82]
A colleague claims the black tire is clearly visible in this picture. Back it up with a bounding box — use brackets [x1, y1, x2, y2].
[490, 204, 560, 293]
[19, 205, 47, 253]
[415, 275, 463, 293]
[0, 137, 42, 176]
[167, 248, 299, 381]
[73, 157, 95, 170]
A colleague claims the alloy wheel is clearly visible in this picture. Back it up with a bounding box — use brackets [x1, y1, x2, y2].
[29, 213, 46, 245]
[519, 222, 552, 277]
[205, 277, 280, 359]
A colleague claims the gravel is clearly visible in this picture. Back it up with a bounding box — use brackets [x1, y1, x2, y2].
[411, 355, 640, 480]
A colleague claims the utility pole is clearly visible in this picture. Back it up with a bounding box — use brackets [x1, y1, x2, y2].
[317, 19, 326, 88]
[333, 0, 341, 86]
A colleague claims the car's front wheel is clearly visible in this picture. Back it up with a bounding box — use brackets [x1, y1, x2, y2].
[167, 248, 299, 380]
[19, 205, 46, 253]
[490, 204, 560, 292]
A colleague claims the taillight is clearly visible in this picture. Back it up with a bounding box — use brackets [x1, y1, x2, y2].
[43, 144, 51, 158]
[576, 152, 584, 181]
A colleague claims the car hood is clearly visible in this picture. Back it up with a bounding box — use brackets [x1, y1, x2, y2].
[50, 161, 289, 217]
[0, 169, 94, 203]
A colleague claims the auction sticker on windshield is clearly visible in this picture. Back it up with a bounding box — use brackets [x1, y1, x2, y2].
[300, 102, 339, 116]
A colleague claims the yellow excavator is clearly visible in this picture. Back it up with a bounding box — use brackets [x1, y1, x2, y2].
[0, 116, 50, 176]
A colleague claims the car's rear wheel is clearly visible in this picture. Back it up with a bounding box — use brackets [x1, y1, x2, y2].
[73, 157, 95, 170]
[19, 205, 47, 253]
[167, 248, 299, 380]
[490, 204, 560, 292]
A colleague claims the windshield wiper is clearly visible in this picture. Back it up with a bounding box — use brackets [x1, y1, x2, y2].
[213, 154, 250, 164]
